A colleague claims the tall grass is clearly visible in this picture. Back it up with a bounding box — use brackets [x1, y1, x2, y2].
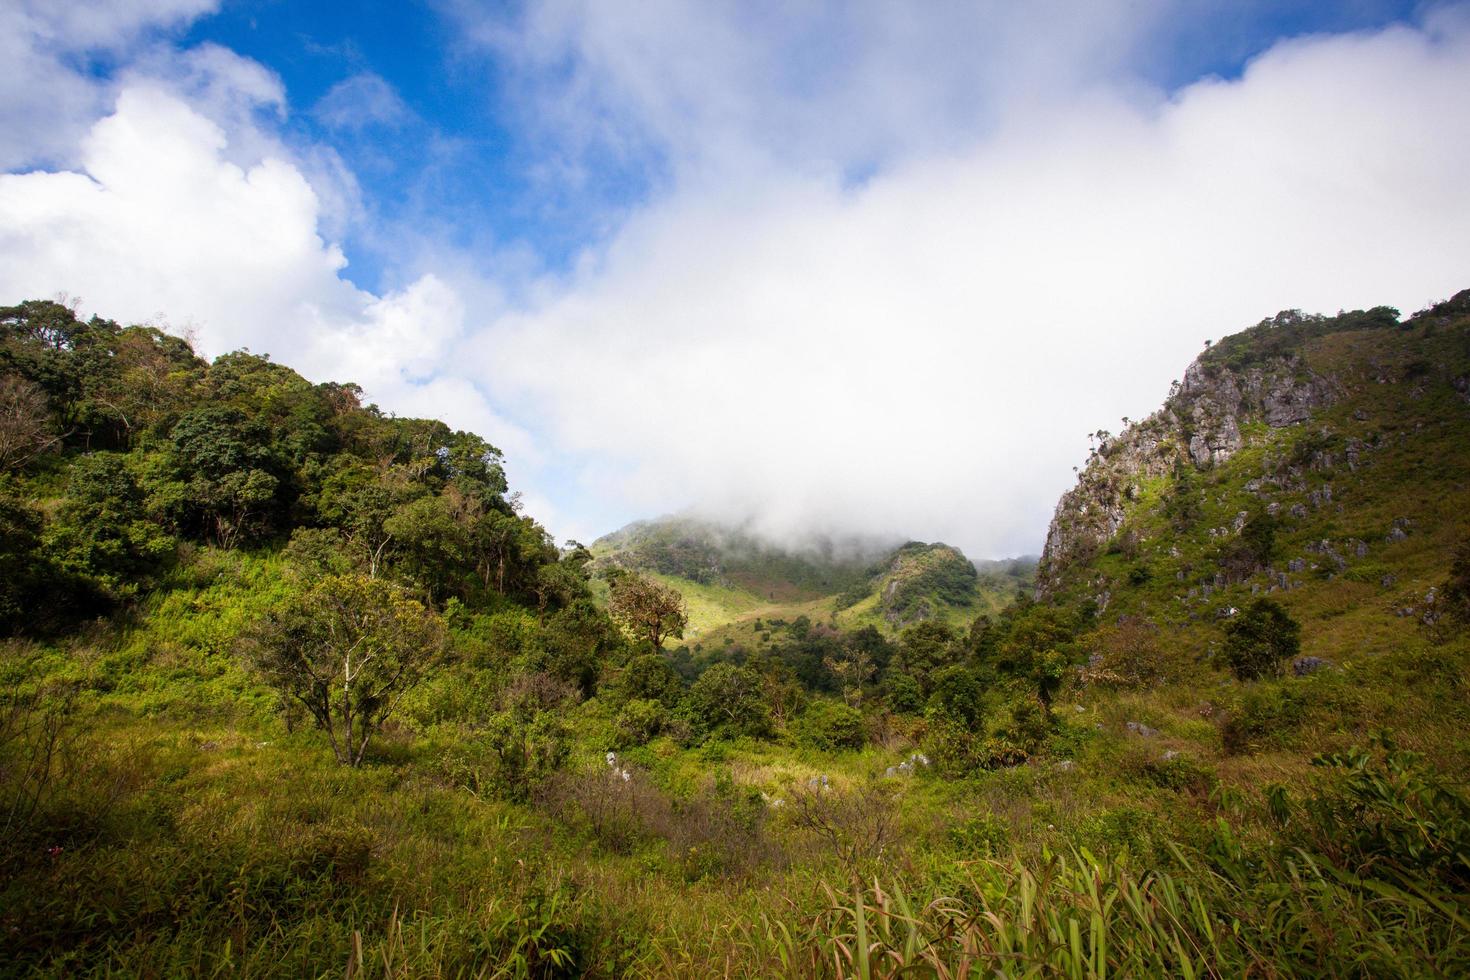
[751, 842, 1469, 978]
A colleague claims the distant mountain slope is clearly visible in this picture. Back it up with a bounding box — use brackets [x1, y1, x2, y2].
[592, 515, 1034, 637]
[591, 515, 882, 601]
[1036, 289, 1470, 660]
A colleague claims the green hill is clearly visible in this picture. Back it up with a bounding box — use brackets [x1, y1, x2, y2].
[591, 515, 1035, 638]
[3, 291, 1470, 976]
[1037, 291, 1470, 661]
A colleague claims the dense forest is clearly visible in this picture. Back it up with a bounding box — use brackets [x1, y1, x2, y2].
[2, 294, 1470, 977]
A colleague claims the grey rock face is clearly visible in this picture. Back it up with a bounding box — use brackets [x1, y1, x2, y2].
[1292, 656, 1330, 676]
[1126, 721, 1159, 738]
[1036, 349, 1340, 596]
[1386, 517, 1411, 543]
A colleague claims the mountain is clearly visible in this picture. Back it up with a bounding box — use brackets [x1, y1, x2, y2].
[591, 514, 1034, 638]
[1038, 289, 1470, 662]
[6, 291, 1470, 976]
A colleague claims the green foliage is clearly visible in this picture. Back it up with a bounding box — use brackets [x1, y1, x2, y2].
[947, 812, 1010, 857]
[0, 485, 106, 634]
[613, 698, 666, 747]
[1297, 733, 1470, 893]
[926, 664, 985, 726]
[686, 663, 771, 740]
[607, 571, 688, 651]
[247, 574, 449, 765]
[45, 452, 176, 596]
[883, 671, 923, 714]
[1218, 510, 1278, 577]
[617, 652, 686, 707]
[1221, 683, 1306, 754]
[892, 620, 963, 695]
[1223, 598, 1301, 680]
[481, 705, 571, 801]
[794, 699, 865, 751]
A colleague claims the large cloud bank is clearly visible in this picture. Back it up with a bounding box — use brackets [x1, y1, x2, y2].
[472, 6, 1470, 555]
[1, 2, 1469, 555]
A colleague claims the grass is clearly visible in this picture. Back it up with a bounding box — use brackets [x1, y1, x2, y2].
[3, 313, 1468, 976]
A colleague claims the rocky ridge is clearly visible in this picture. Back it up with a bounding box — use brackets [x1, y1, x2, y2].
[1036, 293, 1470, 599]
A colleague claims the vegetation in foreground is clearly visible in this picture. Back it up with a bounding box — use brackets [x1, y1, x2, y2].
[2, 294, 1469, 977]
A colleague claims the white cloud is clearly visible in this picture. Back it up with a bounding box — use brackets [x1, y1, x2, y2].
[0, 0, 221, 170]
[469, 10, 1470, 558]
[313, 73, 413, 131]
[0, 85, 534, 487]
[4, 3, 1469, 559]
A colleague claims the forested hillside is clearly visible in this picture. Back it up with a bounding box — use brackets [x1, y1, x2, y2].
[592, 515, 1034, 639]
[2, 293, 1469, 977]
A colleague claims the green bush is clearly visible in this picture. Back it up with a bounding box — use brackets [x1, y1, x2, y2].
[614, 698, 666, 747]
[1222, 599, 1300, 680]
[1285, 733, 1470, 893]
[883, 671, 924, 714]
[947, 813, 1010, 857]
[686, 663, 771, 740]
[926, 665, 985, 726]
[795, 700, 865, 751]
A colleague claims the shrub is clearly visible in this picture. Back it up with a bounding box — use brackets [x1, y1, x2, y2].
[926, 665, 985, 726]
[1222, 599, 1300, 680]
[618, 653, 685, 707]
[686, 663, 771, 740]
[614, 698, 666, 748]
[246, 574, 448, 766]
[786, 779, 898, 877]
[1296, 733, 1470, 893]
[947, 813, 1010, 857]
[795, 700, 865, 751]
[883, 671, 924, 714]
[481, 706, 570, 800]
[985, 697, 1050, 762]
[1081, 617, 1171, 689]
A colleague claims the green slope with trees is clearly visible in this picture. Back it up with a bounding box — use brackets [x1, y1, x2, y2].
[592, 515, 1036, 639]
[2, 293, 1469, 977]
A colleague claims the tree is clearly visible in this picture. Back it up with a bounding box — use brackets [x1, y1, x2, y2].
[383, 494, 470, 601]
[0, 374, 57, 470]
[1223, 599, 1300, 680]
[687, 663, 771, 739]
[157, 406, 283, 548]
[823, 643, 876, 707]
[44, 452, 174, 597]
[892, 620, 962, 695]
[248, 574, 448, 766]
[608, 571, 688, 652]
[927, 664, 985, 727]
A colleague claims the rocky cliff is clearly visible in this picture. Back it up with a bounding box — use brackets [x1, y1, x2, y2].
[1036, 291, 1470, 602]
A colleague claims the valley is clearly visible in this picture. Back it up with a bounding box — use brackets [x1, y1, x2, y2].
[1, 292, 1468, 977]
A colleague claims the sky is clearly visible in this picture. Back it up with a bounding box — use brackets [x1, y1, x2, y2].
[2, 1, 1469, 558]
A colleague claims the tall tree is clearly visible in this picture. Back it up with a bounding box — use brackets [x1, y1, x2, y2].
[608, 571, 688, 652]
[248, 574, 447, 766]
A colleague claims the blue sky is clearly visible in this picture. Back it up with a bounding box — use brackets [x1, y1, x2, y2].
[170, 0, 1427, 292]
[2, 1, 1467, 556]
